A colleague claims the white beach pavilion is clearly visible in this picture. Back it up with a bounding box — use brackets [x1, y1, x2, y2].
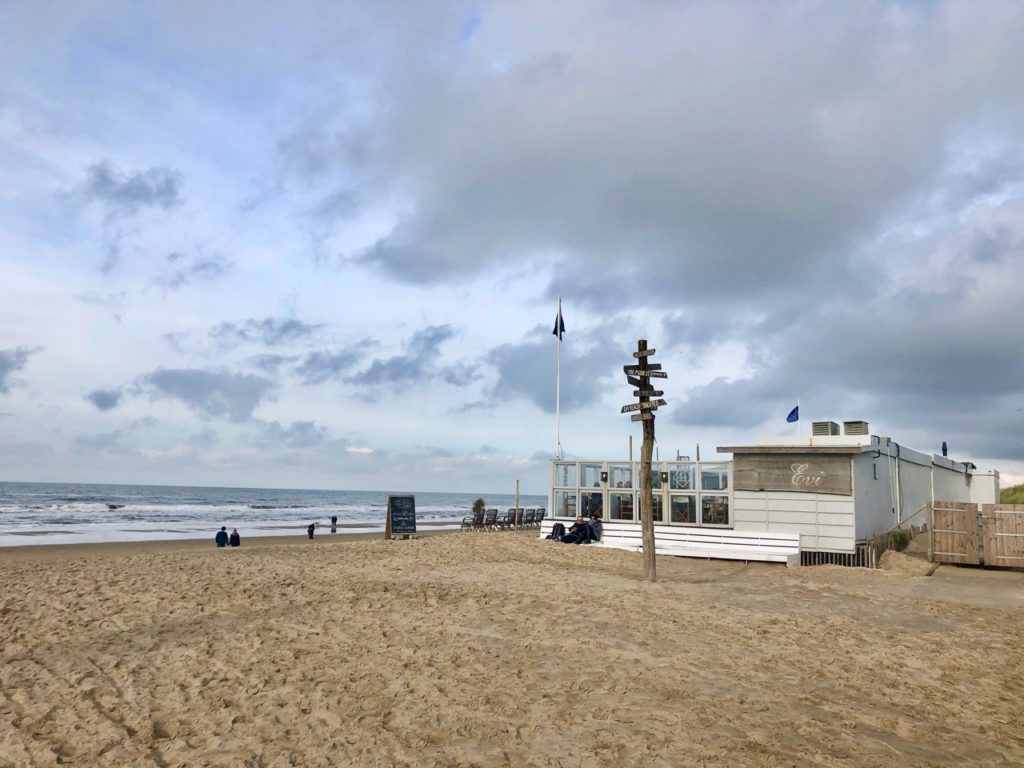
[541, 420, 999, 567]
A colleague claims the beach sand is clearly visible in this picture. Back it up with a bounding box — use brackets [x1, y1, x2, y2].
[1, 532, 1023, 767]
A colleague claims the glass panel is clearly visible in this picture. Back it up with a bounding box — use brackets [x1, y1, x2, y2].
[701, 495, 730, 526]
[581, 491, 603, 518]
[609, 463, 633, 489]
[554, 463, 577, 488]
[669, 465, 696, 490]
[648, 494, 664, 522]
[700, 464, 729, 491]
[553, 490, 577, 518]
[649, 469, 663, 490]
[670, 494, 697, 524]
[609, 493, 634, 521]
[580, 463, 603, 488]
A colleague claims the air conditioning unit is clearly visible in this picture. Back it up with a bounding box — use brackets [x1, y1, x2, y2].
[843, 420, 869, 436]
[812, 421, 840, 436]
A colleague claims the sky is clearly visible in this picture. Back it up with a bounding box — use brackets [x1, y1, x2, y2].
[2, 1, 1024, 495]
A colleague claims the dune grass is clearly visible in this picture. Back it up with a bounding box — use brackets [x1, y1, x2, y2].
[1000, 484, 1024, 504]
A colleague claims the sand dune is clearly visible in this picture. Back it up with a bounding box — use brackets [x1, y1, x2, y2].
[1, 532, 1022, 766]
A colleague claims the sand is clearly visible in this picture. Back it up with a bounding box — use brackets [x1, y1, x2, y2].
[1, 532, 1023, 767]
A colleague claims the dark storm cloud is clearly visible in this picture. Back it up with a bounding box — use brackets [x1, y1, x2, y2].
[210, 317, 324, 347]
[141, 368, 274, 421]
[0, 346, 40, 393]
[314, 1, 1024, 359]
[85, 388, 123, 411]
[81, 160, 182, 215]
[154, 253, 233, 290]
[347, 325, 454, 388]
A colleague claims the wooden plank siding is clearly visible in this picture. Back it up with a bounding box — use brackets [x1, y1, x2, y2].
[930, 502, 980, 565]
[733, 491, 855, 552]
[982, 504, 1024, 568]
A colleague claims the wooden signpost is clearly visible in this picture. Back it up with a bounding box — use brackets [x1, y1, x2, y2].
[621, 340, 667, 582]
[385, 495, 416, 540]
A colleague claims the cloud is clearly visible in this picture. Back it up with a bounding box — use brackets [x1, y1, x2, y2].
[154, 253, 233, 290]
[80, 160, 182, 216]
[210, 317, 324, 347]
[85, 388, 124, 411]
[347, 325, 454, 389]
[256, 419, 332, 449]
[485, 322, 630, 413]
[141, 368, 274, 421]
[0, 346, 40, 393]
[296, 344, 367, 385]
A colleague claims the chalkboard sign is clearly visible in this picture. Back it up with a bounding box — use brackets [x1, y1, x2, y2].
[386, 495, 417, 538]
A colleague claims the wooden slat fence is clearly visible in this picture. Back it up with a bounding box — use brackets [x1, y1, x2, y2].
[930, 502, 979, 565]
[982, 504, 1024, 568]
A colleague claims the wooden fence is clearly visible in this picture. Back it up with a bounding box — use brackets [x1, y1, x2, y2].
[982, 504, 1024, 568]
[930, 502, 1024, 567]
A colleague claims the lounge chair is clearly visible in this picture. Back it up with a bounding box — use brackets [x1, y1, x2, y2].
[535, 509, 546, 528]
[496, 509, 514, 530]
[521, 509, 535, 527]
[482, 508, 498, 530]
[461, 509, 484, 531]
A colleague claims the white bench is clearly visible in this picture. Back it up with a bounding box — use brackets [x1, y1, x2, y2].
[540, 520, 800, 567]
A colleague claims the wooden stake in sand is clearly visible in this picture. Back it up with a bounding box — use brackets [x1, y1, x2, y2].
[621, 339, 668, 582]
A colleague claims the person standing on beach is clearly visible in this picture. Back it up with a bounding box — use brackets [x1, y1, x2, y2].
[229, 528, 241, 547]
[215, 527, 228, 547]
[307, 523, 315, 539]
[331, 515, 337, 533]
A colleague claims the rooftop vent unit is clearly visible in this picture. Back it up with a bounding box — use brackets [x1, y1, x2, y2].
[843, 420, 869, 436]
[812, 421, 840, 436]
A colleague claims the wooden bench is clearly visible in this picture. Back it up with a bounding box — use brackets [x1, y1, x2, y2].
[540, 520, 800, 567]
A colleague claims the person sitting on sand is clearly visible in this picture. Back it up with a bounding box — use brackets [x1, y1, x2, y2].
[215, 526, 228, 547]
[560, 516, 588, 544]
[584, 513, 602, 544]
[229, 528, 240, 547]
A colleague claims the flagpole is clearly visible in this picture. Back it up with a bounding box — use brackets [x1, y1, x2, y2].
[555, 297, 562, 459]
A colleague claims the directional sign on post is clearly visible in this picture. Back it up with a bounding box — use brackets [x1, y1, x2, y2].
[623, 363, 662, 372]
[633, 389, 664, 397]
[621, 399, 667, 413]
[623, 367, 667, 378]
[631, 412, 654, 421]
[626, 375, 645, 388]
[633, 349, 657, 358]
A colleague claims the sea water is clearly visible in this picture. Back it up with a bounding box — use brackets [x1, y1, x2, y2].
[0, 481, 547, 547]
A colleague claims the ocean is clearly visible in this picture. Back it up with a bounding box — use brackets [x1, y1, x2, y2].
[0, 481, 548, 547]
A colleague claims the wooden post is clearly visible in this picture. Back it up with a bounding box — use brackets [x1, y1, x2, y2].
[621, 338, 666, 583]
[637, 340, 657, 582]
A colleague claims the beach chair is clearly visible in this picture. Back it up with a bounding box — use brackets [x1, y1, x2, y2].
[496, 509, 514, 530]
[483, 508, 498, 530]
[461, 509, 484, 531]
[521, 509, 535, 528]
[535, 509, 546, 528]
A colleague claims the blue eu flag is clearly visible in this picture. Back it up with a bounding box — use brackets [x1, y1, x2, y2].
[786, 405, 799, 423]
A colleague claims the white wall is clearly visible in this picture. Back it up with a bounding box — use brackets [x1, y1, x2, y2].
[734, 490, 855, 552]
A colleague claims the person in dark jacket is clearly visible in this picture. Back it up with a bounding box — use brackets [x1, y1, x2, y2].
[307, 523, 315, 539]
[215, 527, 228, 547]
[560, 516, 588, 544]
[584, 514, 603, 544]
[229, 528, 241, 547]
